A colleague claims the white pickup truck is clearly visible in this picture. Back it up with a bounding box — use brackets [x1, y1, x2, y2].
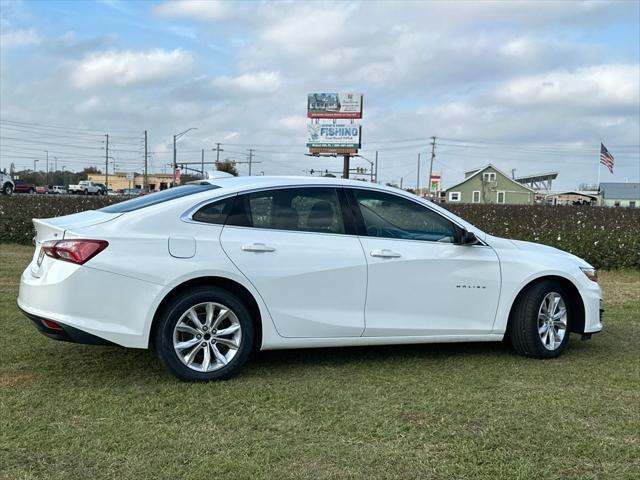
[68, 180, 104, 195]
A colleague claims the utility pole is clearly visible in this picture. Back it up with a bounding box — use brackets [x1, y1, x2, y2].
[343, 153, 350, 179]
[400, 177, 403, 189]
[201, 149, 205, 178]
[33, 158, 38, 173]
[214, 143, 223, 165]
[247, 149, 254, 176]
[375, 151, 378, 184]
[45, 150, 49, 186]
[172, 134, 177, 187]
[416, 153, 421, 193]
[427, 136, 437, 198]
[144, 130, 148, 192]
[105, 134, 109, 189]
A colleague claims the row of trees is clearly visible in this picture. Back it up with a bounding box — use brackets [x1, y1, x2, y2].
[5, 161, 240, 187]
[8, 167, 102, 187]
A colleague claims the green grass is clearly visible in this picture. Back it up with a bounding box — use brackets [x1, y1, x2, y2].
[1, 244, 639, 479]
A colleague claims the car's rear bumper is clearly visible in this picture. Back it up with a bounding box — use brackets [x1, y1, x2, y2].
[20, 307, 116, 345]
[18, 260, 163, 349]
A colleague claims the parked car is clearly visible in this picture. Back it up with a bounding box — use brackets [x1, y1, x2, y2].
[1, 172, 15, 195]
[68, 180, 103, 195]
[107, 189, 119, 196]
[122, 188, 143, 196]
[18, 177, 603, 381]
[13, 180, 36, 194]
[51, 186, 67, 194]
[35, 186, 49, 194]
[94, 183, 108, 195]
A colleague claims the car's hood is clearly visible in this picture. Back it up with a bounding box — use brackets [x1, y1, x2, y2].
[485, 235, 593, 268]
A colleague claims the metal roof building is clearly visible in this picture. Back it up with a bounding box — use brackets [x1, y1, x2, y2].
[599, 183, 639, 207]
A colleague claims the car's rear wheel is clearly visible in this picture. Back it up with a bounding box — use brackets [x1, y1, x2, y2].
[2, 183, 13, 195]
[155, 287, 254, 381]
[508, 280, 570, 358]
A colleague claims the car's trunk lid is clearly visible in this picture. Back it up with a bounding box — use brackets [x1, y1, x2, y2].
[30, 210, 121, 277]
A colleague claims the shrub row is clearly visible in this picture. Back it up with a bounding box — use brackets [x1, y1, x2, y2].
[1, 195, 638, 269]
[0, 195, 119, 245]
[444, 204, 640, 269]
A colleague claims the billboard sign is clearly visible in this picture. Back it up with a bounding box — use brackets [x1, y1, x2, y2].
[307, 122, 361, 148]
[307, 93, 363, 119]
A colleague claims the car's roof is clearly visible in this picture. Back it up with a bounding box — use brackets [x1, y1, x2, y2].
[203, 175, 396, 193]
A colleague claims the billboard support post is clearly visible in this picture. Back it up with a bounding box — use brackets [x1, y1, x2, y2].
[343, 154, 350, 179]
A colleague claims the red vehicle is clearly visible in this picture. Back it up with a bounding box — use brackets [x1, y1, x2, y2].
[13, 180, 36, 194]
[35, 186, 50, 194]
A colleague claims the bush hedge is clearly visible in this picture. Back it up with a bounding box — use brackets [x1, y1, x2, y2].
[444, 204, 640, 269]
[0, 195, 119, 245]
[1, 195, 638, 269]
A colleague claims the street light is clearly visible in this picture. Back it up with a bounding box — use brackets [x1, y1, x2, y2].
[355, 154, 375, 182]
[33, 158, 38, 173]
[172, 127, 197, 187]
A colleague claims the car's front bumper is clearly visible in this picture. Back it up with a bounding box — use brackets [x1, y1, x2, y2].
[580, 279, 603, 334]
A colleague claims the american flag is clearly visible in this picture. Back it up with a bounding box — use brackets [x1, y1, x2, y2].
[600, 143, 614, 174]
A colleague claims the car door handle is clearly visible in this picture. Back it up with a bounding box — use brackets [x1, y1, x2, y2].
[370, 249, 402, 258]
[241, 243, 276, 252]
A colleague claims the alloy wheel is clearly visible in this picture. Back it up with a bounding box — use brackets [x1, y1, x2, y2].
[537, 292, 567, 351]
[172, 302, 242, 372]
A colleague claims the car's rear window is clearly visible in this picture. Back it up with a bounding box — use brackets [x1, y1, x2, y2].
[100, 183, 220, 213]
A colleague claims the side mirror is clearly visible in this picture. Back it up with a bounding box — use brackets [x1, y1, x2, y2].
[461, 229, 480, 246]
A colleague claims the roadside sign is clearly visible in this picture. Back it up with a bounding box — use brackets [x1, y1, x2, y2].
[307, 122, 361, 148]
[307, 93, 363, 119]
[126, 172, 134, 181]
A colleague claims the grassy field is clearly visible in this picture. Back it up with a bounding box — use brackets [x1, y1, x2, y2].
[1, 244, 638, 479]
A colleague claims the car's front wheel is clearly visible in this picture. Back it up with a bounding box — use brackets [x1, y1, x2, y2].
[508, 280, 570, 358]
[2, 183, 13, 195]
[154, 287, 254, 381]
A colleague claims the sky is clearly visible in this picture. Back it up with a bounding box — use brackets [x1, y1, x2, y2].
[1, 0, 639, 189]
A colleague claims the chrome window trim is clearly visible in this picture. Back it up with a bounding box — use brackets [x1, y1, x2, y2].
[180, 183, 488, 247]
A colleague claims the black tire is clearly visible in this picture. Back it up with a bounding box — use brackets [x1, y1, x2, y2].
[2, 183, 13, 195]
[508, 280, 571, 358]
[154, 286, 255, 381]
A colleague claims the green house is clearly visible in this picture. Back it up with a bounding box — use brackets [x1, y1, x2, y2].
[444, 164, 535, 205]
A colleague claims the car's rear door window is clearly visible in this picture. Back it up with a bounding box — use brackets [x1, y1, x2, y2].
[227, 187, 346, 234]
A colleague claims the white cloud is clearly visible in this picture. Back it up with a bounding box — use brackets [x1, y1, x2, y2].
[0, 28, 41, 49]
[70, 49, 194, 88]
[211, 71, 282, 95]
[152, 0, 227, 21]
[75, 96, 101, 114]
[498, 64, 640, 111]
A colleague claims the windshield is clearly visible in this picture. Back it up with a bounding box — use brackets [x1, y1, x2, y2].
[100, 183, 219, 213]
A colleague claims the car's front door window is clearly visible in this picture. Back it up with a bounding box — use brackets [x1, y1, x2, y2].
[351, 189, 456, 242]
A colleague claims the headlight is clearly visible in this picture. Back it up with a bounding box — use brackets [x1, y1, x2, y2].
[580, 267, 598, 282]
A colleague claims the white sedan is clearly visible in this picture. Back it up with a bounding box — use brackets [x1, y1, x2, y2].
[18, 176, 603, 381]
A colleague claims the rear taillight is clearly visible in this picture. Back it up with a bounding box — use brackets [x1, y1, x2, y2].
[41, 239, 108, 265]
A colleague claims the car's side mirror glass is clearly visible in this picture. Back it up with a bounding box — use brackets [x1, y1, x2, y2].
[461, 229, 480, 246]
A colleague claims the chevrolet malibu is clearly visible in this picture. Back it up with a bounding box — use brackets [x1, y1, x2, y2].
[18, 176, 603, 381]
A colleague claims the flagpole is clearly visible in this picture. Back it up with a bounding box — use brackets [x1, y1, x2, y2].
[597, 141, 601, 188]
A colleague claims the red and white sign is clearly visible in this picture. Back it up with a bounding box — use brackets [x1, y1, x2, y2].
[175, 167, 181, 185]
